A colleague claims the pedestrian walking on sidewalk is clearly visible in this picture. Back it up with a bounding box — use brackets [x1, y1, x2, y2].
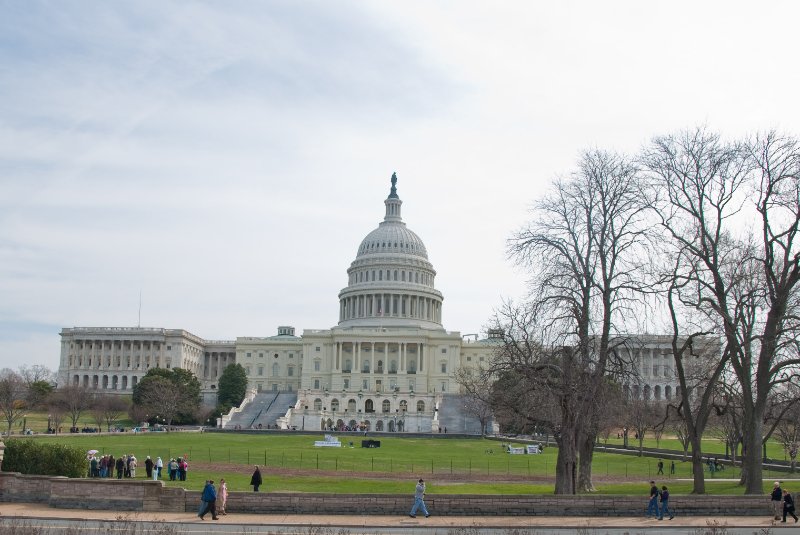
[409, 478, 429, 518]
[783, 489, 799, 523]
[199, 480, 219, 520]
[771, 482, 783, 520]
[646, 481, 659, 518]
[657, 486, 674, 520]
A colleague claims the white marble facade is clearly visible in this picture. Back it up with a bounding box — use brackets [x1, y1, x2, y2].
[57, 175, 498, 430]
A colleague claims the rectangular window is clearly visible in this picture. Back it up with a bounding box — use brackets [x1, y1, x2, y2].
[441, 363, 447, 373]
[166, 345, 171, 351]
[652, 365, 659, 376]
[247, 352, 252, 358]
[314, 361, 321, 371]
[441, 348, 447, 353]
[289, 353, 294, 358]
[344, 379, 350, 389]
[314, 379, 320, 389]
[258, 366, 264, 376]
[316, 346, 321, 352]
[288, 366, 294, 377]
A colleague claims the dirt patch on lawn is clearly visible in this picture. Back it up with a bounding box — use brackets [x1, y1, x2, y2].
[190, 461, 639, 485]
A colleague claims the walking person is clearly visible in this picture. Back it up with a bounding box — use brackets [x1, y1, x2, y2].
[250, 466, 263, 492]
[409, 478, 430, 518]
[219, 478, 228, 515]
[657, 485, 674, 520]
[646, 481, 659, 518]
[155, 456, 163, 480]
[199, 480, 219, 520]
[771, 482, 783, 520]
[670, 460, 675, 475]
[784, 489, 799, 523]
[657, 459, 664, 475]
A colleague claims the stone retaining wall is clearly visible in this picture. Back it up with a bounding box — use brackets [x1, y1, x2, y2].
[0, 472, 774, 516]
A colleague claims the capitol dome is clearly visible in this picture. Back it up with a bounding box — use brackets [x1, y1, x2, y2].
[337, 173, 444, 330]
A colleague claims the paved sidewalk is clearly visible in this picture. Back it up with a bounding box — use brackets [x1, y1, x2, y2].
[0, 502, 797, 531]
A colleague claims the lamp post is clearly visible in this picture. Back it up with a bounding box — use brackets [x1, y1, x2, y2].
[47, 414, 52, 434]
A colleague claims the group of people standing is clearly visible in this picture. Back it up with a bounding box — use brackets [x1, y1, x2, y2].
[770, 481, 798, 523]
[646, 481, 674, 520]
[88, 454, 137, 479]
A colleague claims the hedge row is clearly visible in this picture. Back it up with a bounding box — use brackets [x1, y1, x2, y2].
[2, 439, 87, 478]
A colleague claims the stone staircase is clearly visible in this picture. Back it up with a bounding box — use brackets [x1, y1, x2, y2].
[436, 394, 490, 434]
[224, 391, 296, 429]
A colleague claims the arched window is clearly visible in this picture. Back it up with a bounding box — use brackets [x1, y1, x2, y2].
[376, 420, 384, 431]
[348, 399, 357, 411]
[314, 398, 322, 410]
[654, 385, 662, 400]
[665, 385, 672, 400]
[399, 400, 408, 412]
[643, 385, 651, 400]
[365, 399, 374, 413]
[417, 400, 425, 412]
[382, 400, 390, 413]
[331, 399, 340, 411]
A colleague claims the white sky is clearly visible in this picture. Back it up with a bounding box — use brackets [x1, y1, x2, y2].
[2, 1, 799, 372]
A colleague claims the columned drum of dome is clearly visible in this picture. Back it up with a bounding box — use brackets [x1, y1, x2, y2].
[338, 173, 444, 330]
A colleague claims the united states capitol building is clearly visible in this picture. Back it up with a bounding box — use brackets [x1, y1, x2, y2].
[57, 175, 503, 432]
[57, 175, 688, 432]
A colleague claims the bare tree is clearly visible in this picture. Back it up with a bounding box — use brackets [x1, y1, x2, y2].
[627, 397, 657, 455]
[54, 385, 93, 431]
[18, 364, 55, 385]
[100, 395, 129, 432]
[775, 402, 800, 473]
[645, 128, 800, 493]
[505, 149, 650, 493]
[454, 366, 494, 435]
[138, 376, 186, 428]
[0, 370, 28, 436]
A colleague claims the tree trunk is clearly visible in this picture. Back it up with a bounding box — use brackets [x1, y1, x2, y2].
[554, 424, 578, 494]
[577, 430, 596, 492]
[689, 435, 706, 494]
[739, 414, 764, 494]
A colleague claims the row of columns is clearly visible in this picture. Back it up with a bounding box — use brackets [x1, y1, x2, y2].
[73, 373, 139, 391]
[339, 293, 441, 323]
[66, 339, 172, 372]
[334, 341, 425, 373]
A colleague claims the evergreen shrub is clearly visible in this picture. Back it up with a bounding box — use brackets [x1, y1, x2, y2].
[2, 439, 87, 478]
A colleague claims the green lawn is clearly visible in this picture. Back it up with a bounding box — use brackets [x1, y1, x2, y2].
[14, 431, 796, 495]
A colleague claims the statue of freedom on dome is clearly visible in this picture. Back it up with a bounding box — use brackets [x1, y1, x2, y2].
[390, 172, 398, 197]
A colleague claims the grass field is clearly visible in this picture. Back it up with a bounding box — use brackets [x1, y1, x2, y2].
[12, 431, 793, 495]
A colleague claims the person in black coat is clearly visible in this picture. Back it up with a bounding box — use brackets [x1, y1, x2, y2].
[115, 456, 125, 479]
[250, 465, 263, 492]
[783, 489, 799, 523]
[144, 456, 154, 479]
